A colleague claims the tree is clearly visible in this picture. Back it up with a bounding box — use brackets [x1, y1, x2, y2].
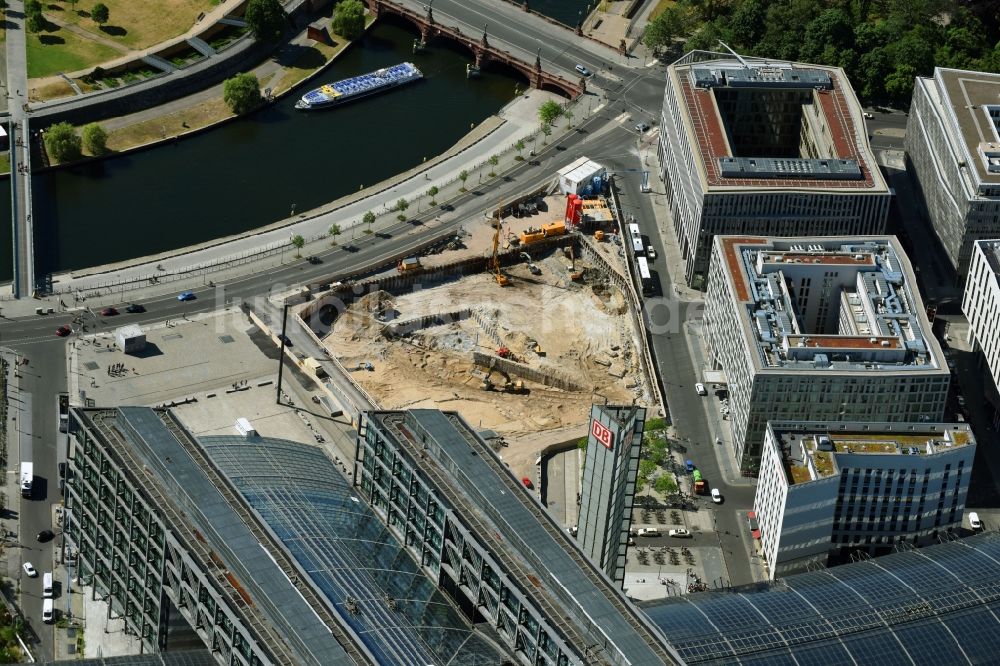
[395, 198, 409, 221]
[654, 475, 677, 494]
[223, 73, 262, 115]
[514, 139, 525, 160]
[540, 122, 552, 144]
[245, 0, 287, 41]
[44, 122, 82, 163]
[290, 234, 305, 258]
[81, 123, 108, 155]
[538, 99, 563, 126]
[488, 154, 499, 177]
[643, 5, 691, 55]
[331, 0, 365, 40]
[25, 0, 44, 32]
[563, 108, 574, 129]
[362, 210, 375, 233]
[458, 169, 469, 191]
[328, 223, 342, 245]
[91, 2, 109, 26]
[426, 185, 439, 206]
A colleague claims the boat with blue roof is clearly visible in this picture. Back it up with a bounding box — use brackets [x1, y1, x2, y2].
[295, 62, 423, 110]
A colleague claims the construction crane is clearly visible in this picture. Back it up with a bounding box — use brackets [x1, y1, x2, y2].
[491, 205, 510, 286]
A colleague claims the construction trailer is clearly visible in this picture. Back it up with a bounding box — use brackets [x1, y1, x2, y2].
[115, 324, 147, 354]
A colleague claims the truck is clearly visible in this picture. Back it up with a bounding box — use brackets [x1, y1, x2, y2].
[692, 468, 706, 495]
[20, 462, 33, 498]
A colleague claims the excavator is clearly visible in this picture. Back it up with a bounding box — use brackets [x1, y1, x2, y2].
[480, 365, 525, 394]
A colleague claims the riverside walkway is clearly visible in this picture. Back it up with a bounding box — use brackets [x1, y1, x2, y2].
[6, 0, 34, 298]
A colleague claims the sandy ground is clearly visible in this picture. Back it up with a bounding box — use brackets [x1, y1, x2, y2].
[325, 246, 642, 439]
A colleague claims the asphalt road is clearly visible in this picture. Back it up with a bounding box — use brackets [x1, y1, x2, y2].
[864, 106, 908, 152]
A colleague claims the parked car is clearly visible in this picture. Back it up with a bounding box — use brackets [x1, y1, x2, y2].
[55, 325, 71, 337]
[277, 334, 292, 347]
[37, 530, 54, 543]
[177, 291, 196, 302]
[711, 488, 723, 504]
[42, 599, 53, 623]
[575, 64, 591, 76]
[22, 562, 37, 577]
[647, 247, 657, 260]
[685, 459, 694, 473]
[863, 111, 874, 119]
[635, 122, 651, 133]
[100, 307, 118, 316]
[125, 303, 145, 314]
[969, 511, 983, 530]
[668, 528, 692, 538]
[695, 382, 708, 396]
[638, 528, 660, 537]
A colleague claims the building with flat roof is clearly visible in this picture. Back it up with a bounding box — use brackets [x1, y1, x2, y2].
[66, 406, 504, 666]
[705, 236, 949, 474]
[962, 239, 1000, 427]
[755, 421, 975, 578]
[640, 529, 1000, 664]
[658, 50, 890, 287]
[355, 409, 679, 666]
[577, 404, 645, 585]
[907, 67, 1000, 280]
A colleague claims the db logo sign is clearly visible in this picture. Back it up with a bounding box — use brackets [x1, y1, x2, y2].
[592, 419, 614, 450]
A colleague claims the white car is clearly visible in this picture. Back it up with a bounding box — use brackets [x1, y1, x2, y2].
[969, 511, 983, 530]
[42, 599, 53, 624]
[22, 562, 37, 577]
[863, 111, 874, 119]
[711, 488, 722, 503]
[695, 382, 707, 396]
[668, 528, 692, 538]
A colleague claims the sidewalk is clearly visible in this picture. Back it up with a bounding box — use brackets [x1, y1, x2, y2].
[0, 90, 598, 316]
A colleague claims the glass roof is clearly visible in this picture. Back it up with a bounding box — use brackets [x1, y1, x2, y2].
[641, 532, 1000, 664]
[200, 435, 503, 666]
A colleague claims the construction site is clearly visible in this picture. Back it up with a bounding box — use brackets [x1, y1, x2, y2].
[303, 187, 654, 454]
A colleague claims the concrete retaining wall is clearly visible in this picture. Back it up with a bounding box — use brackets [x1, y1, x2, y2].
[384, 309, 471, 337]
[472, 350, 583, 392]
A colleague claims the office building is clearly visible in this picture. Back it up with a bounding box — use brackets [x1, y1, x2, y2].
[962, 239, 1000, 426]
[355, 409, 680, 666]
[754, 420, 975, 578]
[907, 67, 1000, 279]
[658, 50, 890, 287]
[641, 530, 1000, 664]
[577, 404, 645, 585]
[66, 406, 504, 665]
[705, 236, 949, 474]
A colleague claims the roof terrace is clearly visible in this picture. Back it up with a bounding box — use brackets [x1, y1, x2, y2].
[771, 422, 976, 486]
[717, 236, 940, 373]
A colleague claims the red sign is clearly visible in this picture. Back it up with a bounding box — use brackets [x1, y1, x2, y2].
[591, 419, 614, 450]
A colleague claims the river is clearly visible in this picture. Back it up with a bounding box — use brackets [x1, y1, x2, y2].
[22, 18, 524, 280]
[6, 0, 590, 282]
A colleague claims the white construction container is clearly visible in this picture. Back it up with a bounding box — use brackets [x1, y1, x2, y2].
[115, 324, 146, 354]
[557, 156, 606, 195]
[235, 418, 257, 438]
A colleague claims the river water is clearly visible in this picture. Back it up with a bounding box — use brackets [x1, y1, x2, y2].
[5, 1, 590, 281]
[23, 19, 523, 279]
[522, 0, 592, 27]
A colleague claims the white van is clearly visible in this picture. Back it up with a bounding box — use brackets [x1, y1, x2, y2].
[42, 598, 53, 623]
[42, 572, 53, 598]
[637, 527, 659, 537]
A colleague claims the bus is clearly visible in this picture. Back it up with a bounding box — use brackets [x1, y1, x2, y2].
[627, 223, 644, 255]
[636, 256, 653, 296]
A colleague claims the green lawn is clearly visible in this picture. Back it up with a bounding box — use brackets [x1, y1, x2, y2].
[26, 25, 119, 78]
[44, 0, 219, 50]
